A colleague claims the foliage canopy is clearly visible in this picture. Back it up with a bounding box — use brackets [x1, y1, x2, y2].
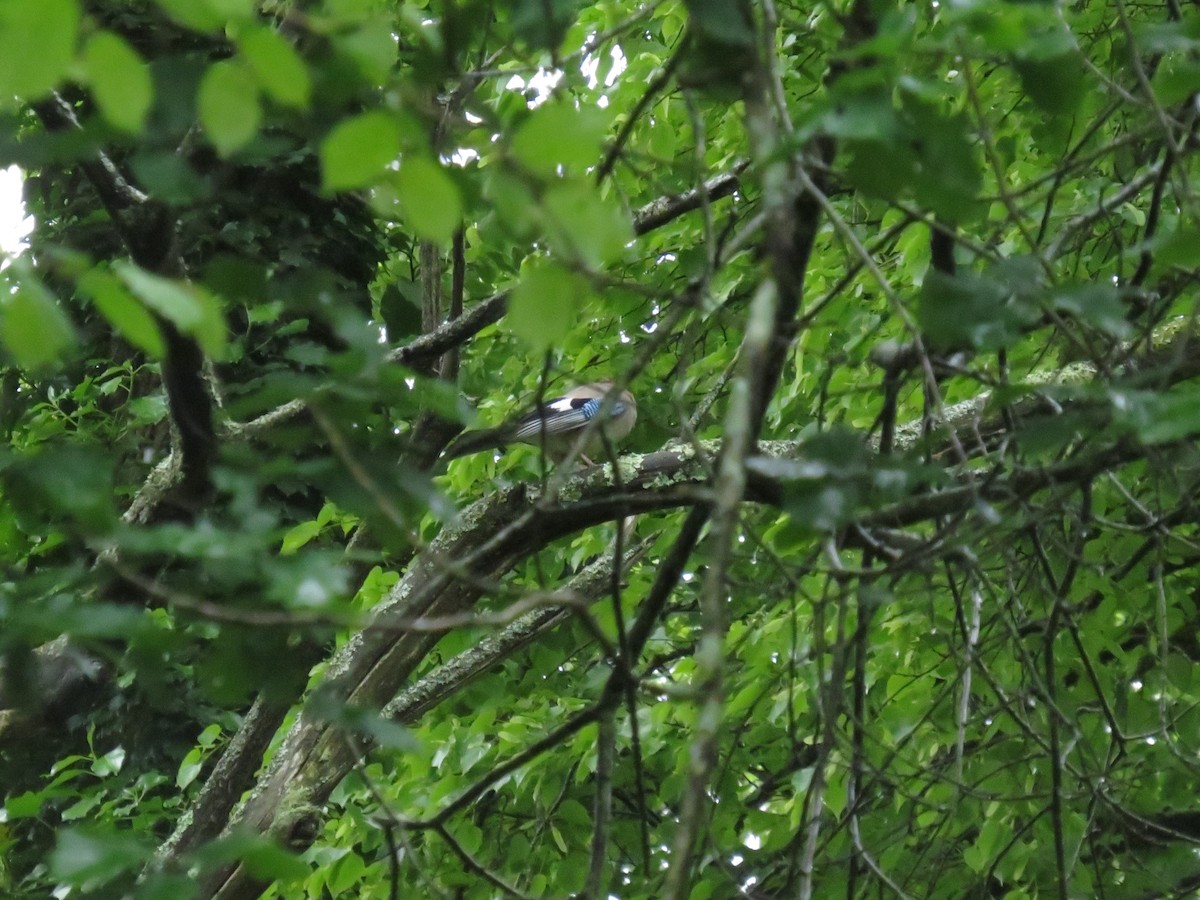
[2, 0, 1200, 898]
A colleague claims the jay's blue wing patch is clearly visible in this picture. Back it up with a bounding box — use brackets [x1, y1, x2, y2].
[510, 396, 627, 440]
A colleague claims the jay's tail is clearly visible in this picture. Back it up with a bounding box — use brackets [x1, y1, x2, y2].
[441, 426, 511, 460]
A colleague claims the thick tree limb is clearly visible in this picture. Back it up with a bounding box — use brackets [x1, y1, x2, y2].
[154, 540, 650, 869]
[631, 169, 744, 235]
[10, 317, 1197, 757]
[186, 392, 1184, 899]
[155, 692, 307, 862]
[192, 475, 681, 896]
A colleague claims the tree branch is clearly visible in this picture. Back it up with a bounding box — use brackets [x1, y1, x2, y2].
[33, 93, 216, 513]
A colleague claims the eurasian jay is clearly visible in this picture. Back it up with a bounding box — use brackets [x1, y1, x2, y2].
[443, 382, 637, 464]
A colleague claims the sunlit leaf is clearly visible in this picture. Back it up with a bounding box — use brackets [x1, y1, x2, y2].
[395, 156, 461, 243]
[155, 0, 226, 31]
[176, 748, 204, 789]
[198, 59, 261, 156]
[542, 180, 632, 268]
[0, 0, 79, 104]
[238, 24, 311, 109]
[320, 110, 400, 191]
[83, 31, 153, 133]
[507, 258, 588, 351]
[114, 262, 226, 358]
[0, 264, 76, 370]
[79, 268, 166, 357]
[510, 102, 608, 176]
[334, 17, 399, 84]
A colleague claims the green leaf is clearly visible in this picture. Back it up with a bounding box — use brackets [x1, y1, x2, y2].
[128, 394, 168, 425]
[113, 263, 199, 324]
[281, 519, 322, 555]
[241, 842, 310, 882]
[307, 689, 419, 750]
[965, 816, 1011, 873]
[176, 747, 204, 789]
[205, 0, 257, 24]
[821, 89, 900, 141]
[507, 258, 587, 352]
[5, 444, 118, 533]
[237, 24, 311, 109]
[1049, 284, 1130, 338]
[0, 265, 76, 370]
[748, 428, 872, 533]
[1166, 651, 1194, 690]
[50, 827, 153, 885]
[1152, 55, 1200, 106]
[334, 17, 399, 84]
[485, 169, 539, 236]
[1154, 225, 1200, 268]
[510, 0, 584, 51]
[844, 139, 908, 202]
[902, 100, 982, 224]
[198, 59, 261, 156]
[264, 550, 348, 609]
[155, 0, 225, 31]
[395, 156, 462, 243]
[1015, 52, 1086, 115]
[326, 852, 366, 893]
[83, 31, 153, 133]
[91, 746, 126, 777]
[378, 281, 422, 339]
[5, 791, 43, 819]
[78, 268, 166, 357]
[114, 262, 226, 358]
[683, 0, 755, 47]
[0, 0, 79, 104]
[196, 833, 309, 882]
[62, 603, 148, 639]
[320, 110, 400, 192]
[918, 260, 1041, 351]
[198, 723, 224, 748]
[1134, 19, 1200, 54]
[541, 180, 632, 269]
[843, 90, 981, 224]
[1111, 386, 1200, 445]
[456, 822, 483, 855]
[677, 25, 757, 92]
[510, 102, 608, 176]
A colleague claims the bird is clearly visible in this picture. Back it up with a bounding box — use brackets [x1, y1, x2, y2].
[442, 381, 637, 465]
